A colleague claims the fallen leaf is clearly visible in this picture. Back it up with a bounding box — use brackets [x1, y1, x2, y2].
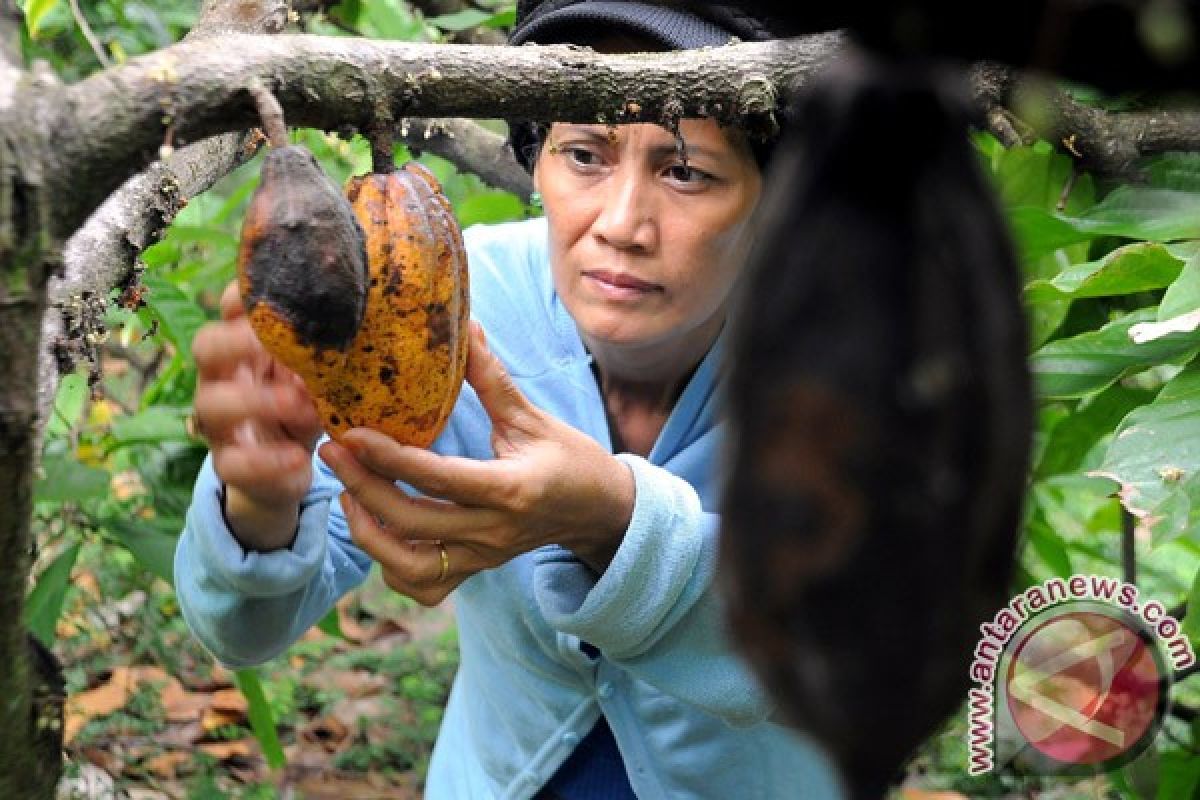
[197, 739, 256, 761]
[74, 570, 101, 599]
[210, 687, 249, 715]
[305, 667, 388, 699]
[201, 706, 245, 733]
[300, 715, 350, 753]
[901, 791, 969, 800]
[142, 750, 189, 780]
[161, 684, 211, 723]
[65, 665, 176, 743]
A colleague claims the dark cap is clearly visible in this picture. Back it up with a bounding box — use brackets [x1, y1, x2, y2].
[510, 1, 736, 49]
[506, 1, 781, 171]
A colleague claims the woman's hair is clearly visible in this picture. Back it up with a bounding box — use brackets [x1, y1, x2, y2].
[505, 1, 786, 172]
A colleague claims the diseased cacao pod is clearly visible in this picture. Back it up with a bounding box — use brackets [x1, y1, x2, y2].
[239, 151, 469, 447]
[719, 51, 1033, 800]
[239, 144, 369, 382]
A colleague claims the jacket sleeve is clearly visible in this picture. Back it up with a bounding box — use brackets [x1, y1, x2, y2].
[173, 447, 373, 668]
[530, 453, 774, 728]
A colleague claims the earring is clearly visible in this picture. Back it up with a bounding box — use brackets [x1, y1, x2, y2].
[529, 191, 543, 211]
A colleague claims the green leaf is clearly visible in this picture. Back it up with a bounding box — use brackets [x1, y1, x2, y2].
[25, 542, 81, 648]
[1035, 384, 1157, 478]
[22, 0, 63, 37]
[35, 454, 110, 504]
[1026, 511, 1073, 577]
[1031, 308, 1200, 399]
[482, 8, 516, 28]
[1071, 187, 1200, 242]
[1185, 566, 1200, 652]
[317, 608, 346, 640]
[1026, 296, 1072, 349]
[988, 139, 1095, 212]
[1145, 152, 1200, 193]
[109, 406, 190, 447]
[234, 670, 286, 769]
[140, 272, 208, 361]
[360, 0, 422, 39]
[1096, 364, 1200, 546]
[1156, 748, 1200, 800]
[1024, 242, 1185, 302]
[454, 191, 527, 227]
[98, 515, 179, 585]
[45, 372, 90, 438]
[1119, 745, 1160, 800]
[426, 8, 491, 31]
[1160, 249, 1200, 320]
[1008, 206, 1093, 263]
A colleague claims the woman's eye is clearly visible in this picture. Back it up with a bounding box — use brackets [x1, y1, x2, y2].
[564, 147, 601, 167]
[665, 164, 711, 184]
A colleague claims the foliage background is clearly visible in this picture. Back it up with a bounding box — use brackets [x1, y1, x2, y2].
[16, 0, 1200, 797]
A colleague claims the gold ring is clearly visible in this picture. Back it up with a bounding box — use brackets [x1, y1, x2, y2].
[436, 541, 450, 583]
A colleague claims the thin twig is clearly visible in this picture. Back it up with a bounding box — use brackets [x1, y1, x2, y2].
[248, 83, 288, 148]
[1121, 508, 1137, 587]
[68, 0, 111, 68]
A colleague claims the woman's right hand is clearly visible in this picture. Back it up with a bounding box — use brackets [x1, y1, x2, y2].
[191, 281, 324, 551]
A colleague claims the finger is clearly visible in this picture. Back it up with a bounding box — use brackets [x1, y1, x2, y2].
[220, 280, 246, 321]
[193, 382, 321, 445]
[212, 441, 312, 501]
[193, 318, 269, 381]
[341, 427, 514, 509]
[321, 440, 503, 543]
[465, 322, 536, 432]
[340, 492, 477, 586]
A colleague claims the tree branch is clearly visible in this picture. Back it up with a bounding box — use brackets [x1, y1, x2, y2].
[398, 117, 531, 197]
[29, 30, 1199, 247]
[46, 33, 840, 240]
[972, 62, 1200, 178]
[406, 0, 508, 45]
[35, 0, 289, 444]
[0, 0, 21, 68]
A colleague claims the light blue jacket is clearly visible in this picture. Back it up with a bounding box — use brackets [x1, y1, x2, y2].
[175, 217, 844, 799]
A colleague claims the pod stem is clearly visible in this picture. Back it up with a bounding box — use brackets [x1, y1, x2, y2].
[248, 83, 289, 149]
[369, 122, 396, 174]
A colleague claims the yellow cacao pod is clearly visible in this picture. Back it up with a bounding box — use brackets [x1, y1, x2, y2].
[239, 153, 469, 447]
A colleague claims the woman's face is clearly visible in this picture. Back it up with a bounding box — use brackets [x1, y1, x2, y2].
[533, 118, 762, 354]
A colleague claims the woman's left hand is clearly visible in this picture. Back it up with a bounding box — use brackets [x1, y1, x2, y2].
[319, 322, 635, 606]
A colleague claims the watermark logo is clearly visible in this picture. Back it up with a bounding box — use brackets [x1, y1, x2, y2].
[967, 575, 1193, 775]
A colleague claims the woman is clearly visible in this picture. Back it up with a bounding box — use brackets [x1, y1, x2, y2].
[176, 2, 844, 797]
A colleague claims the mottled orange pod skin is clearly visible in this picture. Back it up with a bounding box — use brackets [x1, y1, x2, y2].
[330, 162, 469, 446]
[238, 150, 469, 448]
[238, 144, 369, 386]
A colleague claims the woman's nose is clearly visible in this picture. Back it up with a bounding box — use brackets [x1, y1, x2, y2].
[591, 168, 657, 253]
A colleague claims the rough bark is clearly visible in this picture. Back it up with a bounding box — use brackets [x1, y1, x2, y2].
[397, 117, 532, 197]
[42, 33, 837, 241]
[6, 29, 1192, 248]
[36, 0, 289, 449]
[0, 61, 61, 800]
[1, 2, 285, 797]
[1, 0, 21, 67]
[971, 62, 1200, 178]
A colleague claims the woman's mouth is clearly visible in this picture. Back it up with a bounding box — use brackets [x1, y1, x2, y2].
[583, 270, 663, 300]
